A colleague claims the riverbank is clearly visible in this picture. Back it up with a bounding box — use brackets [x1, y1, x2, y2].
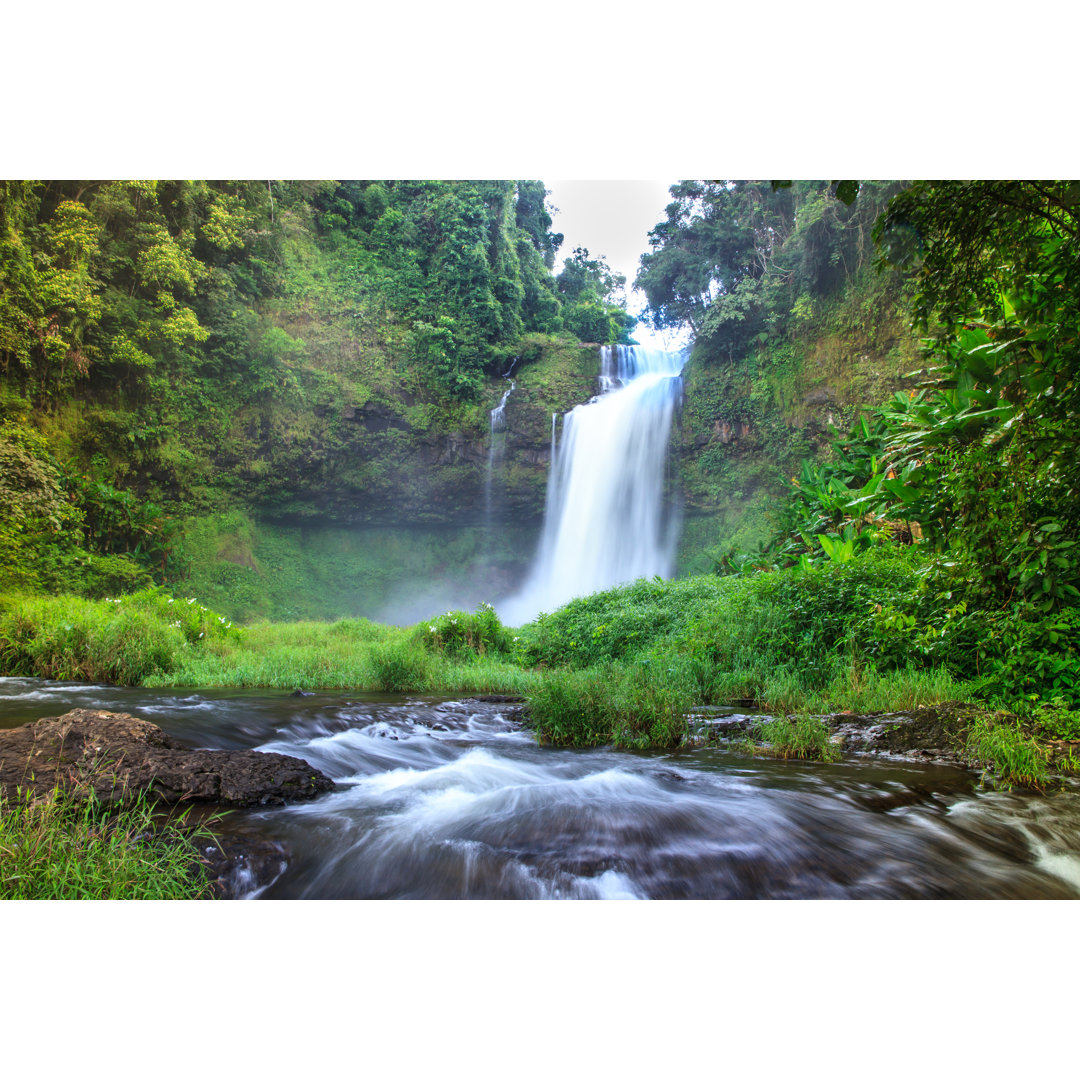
[690, 701, 1080, 790]
[3, 562, 1079, 791]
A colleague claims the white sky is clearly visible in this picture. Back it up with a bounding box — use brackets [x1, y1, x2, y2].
[544, 180, 689, 349]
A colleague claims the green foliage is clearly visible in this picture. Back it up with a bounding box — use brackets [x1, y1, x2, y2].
[964, 715, 1051, 790]
[637, 180, 903, 351]
[757, 410, 903, 569]
[0, 420, 172, 597]
[410, 315, 483, 399]
[737, 180, 1080, 710]
[516, 575, 729, 669]
[0, 179, 579, 536]
[745, 714, 840, 762]
[1028, 700, 1080, 742]
[0, 588, 237, 685]
[417, 602, 511, 658]
[864, 182, 1080, 614]
[64, 465, 182, 580]
[555, 247, 635, 344]
[0, 785, 213, 899]
[515, 181, 563, 270]
[524, 661, 694, 749]
[978, 607, 1080, 706]
[367, 639, 434, 693]
[563, 300, 615, 344]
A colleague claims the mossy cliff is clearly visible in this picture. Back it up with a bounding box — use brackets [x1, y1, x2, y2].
[206, 331, 599, 527]
[175, 335, 601, 623]
[673, 267, 920, 573]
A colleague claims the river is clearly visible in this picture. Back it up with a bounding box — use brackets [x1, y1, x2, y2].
[4, 676, 1080, 899]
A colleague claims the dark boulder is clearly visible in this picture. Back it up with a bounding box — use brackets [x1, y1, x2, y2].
[0, 708, 336, 808]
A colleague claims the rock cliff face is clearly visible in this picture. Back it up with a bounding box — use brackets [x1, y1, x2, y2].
[177, 338, 603, 620]
[215, 337, 601, 529]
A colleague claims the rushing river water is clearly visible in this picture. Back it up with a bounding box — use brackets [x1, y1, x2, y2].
[4, 676, 1080, 900]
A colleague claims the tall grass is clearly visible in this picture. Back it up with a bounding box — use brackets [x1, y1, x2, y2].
[746, 715, 841, 763]
[0, 588, 238, 685]
[964, 717, 1051, 790]
[0, 786, 215, 899]
[757, 662, 973, 715]
[141, 607, 536, 695]
[526, 661, 696, 749]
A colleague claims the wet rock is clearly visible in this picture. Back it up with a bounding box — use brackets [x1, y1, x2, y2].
[459, 696, 526, 722]
[825, 706, 967, 765]
[690, 703, 976, 768]
[0, 708, 336, 808]
[290, 689, 316, 697]
[692, 714, 755, 736]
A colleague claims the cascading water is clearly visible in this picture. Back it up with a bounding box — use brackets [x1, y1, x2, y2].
[7, 678, 1080, 900]
[484, 364, 516, 527]
[499, 344, 687, 625]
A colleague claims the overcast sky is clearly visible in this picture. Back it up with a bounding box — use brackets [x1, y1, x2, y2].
[544, 180, 689, 349]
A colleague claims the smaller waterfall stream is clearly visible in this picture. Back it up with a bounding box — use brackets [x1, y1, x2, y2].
[484, 368, 516, 527]
[500, 344, 686, 625]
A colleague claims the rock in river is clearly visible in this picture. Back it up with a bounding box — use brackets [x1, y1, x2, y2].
[0, 708, 336, 807]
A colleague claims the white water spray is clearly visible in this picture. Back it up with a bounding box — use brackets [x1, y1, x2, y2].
[499, 344, 687, 624]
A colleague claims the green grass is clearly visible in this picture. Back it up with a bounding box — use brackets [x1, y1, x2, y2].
[2, 555, 1076, 763]
[0, 588, 238, 685]
[744, 714, 841, 763]
[756, 662, 973, 716]
[525, 661, 696, 749]
[0, 786, 215, 900]
[139, 606, 538, 695]
[964, 716, 1052, 790]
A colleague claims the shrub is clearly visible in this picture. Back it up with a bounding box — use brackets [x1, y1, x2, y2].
[517, 575, 731, 669]
[525, 660, 695, 749]
[0, 588, 239, 685]
[416, 602, 510, 659]
[978, 607, 1080, 708]
[747, 714, 840, 762]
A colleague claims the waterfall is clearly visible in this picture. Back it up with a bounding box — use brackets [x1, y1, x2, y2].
[484, 361, 517, 527]
[499, 344, 687, 625]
